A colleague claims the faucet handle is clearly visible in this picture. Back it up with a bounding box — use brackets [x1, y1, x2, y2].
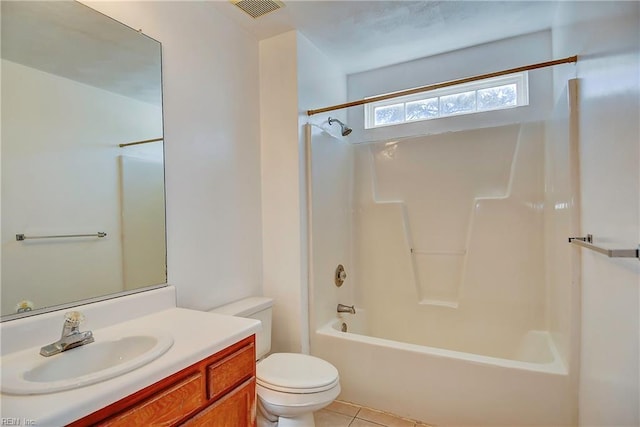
[64, 311, 85, 325]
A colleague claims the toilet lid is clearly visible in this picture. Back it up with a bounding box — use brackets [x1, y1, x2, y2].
[257, 353, 339, 393]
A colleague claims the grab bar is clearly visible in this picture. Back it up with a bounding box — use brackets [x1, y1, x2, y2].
[16, 232, 107, 241]
[568, 234, 639, 259]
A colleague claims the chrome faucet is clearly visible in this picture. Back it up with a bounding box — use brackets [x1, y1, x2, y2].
[337, 304, 356, 314]
[40, 311, 94, 357]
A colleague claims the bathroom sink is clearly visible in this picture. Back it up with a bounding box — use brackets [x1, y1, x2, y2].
[1, 331, 173, 395]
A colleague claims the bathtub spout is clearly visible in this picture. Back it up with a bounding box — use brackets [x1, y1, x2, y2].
[337, 304, 356, 314]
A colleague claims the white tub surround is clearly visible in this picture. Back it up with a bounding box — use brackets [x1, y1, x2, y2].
[317, 316, 571, 426]
[309, 73, 580, 424]
[0, 287, 261, 425]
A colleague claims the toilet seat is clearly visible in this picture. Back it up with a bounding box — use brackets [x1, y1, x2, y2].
[257, 353, 339, 394]
[257, 376, 340, 394]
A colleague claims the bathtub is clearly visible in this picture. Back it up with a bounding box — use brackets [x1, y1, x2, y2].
[314, 311, 575, 426]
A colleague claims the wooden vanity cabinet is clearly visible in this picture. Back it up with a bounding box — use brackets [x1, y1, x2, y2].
[68, 335, 256, 427]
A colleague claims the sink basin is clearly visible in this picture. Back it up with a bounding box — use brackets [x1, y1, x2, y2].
[1, 331, 173, 395]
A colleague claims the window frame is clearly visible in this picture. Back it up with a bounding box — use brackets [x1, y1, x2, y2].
[364, 72, 529, 129]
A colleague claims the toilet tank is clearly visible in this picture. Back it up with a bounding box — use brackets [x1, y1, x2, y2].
[209, 297, 273, 359]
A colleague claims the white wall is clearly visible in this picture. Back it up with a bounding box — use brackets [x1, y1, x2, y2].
[84, 1, 263, 311]
[260, 31, 303, 354]
[552, 2, 640, 426]
[1, 59, 161, 314]
[260, 31, 346, 353]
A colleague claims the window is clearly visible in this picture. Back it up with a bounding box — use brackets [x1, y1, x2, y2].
[365, 72, 529, 129]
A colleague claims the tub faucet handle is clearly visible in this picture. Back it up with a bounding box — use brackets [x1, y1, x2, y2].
[335, 264, 347, 287]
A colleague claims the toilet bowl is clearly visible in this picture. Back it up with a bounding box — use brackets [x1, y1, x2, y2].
[256, 353, 340, 427]
[209, 297, 340, 427]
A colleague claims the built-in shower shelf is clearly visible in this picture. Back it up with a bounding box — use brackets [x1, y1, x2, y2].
[411, 249, 467, 255]
[419, 299, 459, 309]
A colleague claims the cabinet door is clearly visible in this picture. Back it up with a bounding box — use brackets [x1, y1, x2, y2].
[182, 378, 256, 427]
[99, 373, 205, 426]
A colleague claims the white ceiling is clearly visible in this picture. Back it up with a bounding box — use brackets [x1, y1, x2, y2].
[2, 1, 560, 103]
[213, 0, 559, 75]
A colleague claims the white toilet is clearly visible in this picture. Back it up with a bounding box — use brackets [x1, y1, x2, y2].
[210, 297, 340, 427]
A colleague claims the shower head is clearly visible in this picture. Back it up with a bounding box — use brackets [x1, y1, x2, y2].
[328, 117, 352, 136]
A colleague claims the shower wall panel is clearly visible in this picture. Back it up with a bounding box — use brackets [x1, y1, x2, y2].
[543, 80, 581, 370]
[351, 123, 547, 358]
[309, 130, 354, 334]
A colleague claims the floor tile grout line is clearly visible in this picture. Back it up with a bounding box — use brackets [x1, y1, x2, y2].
[351, 416, 389, 427]
[356, 406, 425, 426]
[324, 401, 363, 419]
[324, 407, 362, 419]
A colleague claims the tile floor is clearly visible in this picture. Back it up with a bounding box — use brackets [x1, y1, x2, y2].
[314, 400, 432, 427]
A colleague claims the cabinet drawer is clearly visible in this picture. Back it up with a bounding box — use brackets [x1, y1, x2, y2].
[207, 343, 255, 400]
[182, 378, 256, 427]
[100, 373, 205, 426]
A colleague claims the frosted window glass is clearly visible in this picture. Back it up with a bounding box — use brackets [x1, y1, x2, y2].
[440, 91, 476, 115]
[374, 103, 404, 126]
[406, 98, 439, 121]
[477, 84, 517, 111]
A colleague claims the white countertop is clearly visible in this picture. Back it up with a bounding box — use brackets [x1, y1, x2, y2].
[0, 307, 261, 426]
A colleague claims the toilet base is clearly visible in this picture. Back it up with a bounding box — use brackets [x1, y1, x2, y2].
[257, 411, 315, 427]
[257, 398, 317, 427]
[277, 412, 315, 427]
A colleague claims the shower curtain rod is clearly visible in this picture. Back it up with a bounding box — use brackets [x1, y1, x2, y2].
[119, 137, 163, 148]
[306, 55, 578, 116]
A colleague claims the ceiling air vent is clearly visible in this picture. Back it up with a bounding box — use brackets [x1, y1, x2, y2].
[230, 0, 285, 19]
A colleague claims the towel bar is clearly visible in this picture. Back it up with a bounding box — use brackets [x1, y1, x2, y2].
[568, 234, 639, 259]
[16, 232, 107, 241]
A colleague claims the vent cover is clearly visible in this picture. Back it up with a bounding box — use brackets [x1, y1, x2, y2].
[231, 0, 285, 19]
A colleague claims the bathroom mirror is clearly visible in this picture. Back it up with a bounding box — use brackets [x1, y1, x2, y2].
[1, 1, 166, 320]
